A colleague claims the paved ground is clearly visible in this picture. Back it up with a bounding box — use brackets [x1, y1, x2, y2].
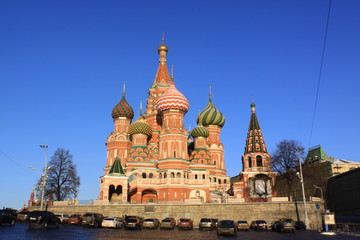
[0, 223, 358, 240]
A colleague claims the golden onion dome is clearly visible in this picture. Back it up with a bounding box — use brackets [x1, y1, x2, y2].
[158, 43, 168, 53]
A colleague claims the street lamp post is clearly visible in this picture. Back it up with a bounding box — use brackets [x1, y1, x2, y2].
[313, 185, 324, 201]
[40, 145, 49, 211]
[297, 149, 310, 229]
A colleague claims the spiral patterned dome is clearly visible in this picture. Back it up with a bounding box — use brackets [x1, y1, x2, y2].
[112, 96, 134, 119]
[191, 124, 209, 138]
[129, 115, 152, 136]
[156, 82, 189, 113]
[197, 99, 225, 128]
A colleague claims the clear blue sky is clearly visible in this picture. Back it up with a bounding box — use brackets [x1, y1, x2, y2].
[1, 0, 359, 210]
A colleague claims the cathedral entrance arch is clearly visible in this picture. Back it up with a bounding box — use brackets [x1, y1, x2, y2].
[141, 189, 158, 203]
[109, 185, 123, 202]
[249, 174, 272, 199]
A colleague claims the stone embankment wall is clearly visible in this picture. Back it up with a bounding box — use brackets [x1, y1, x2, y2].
[31, 201, 324, 230]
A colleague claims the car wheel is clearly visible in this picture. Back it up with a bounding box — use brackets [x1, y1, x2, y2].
[41, 222, 47, 230]
[94, 222, 99, 228]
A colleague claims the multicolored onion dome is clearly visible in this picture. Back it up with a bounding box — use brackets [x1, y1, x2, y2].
[191, 124, 209, 138]
[197, 99, 225, 128]
[112, 96, 134, 119]
[156, 82, 189, 113]
[129, 115, 152, 136]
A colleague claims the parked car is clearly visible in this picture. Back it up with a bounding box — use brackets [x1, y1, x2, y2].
[160, 217, 176, 230]
[211, 218, 219, 228]
[143, 218, 160, 229]
[124, 217, 143, 230]
[27, 211, 60, 229]
[217, 220, 237, 236]
[82, 213, 104, 228]
[250, 220, 268, 231]
[236, 220, 249, 230]
[295, 221, 306, 230]
[199, 218, 215, 230]
[68, 214, 82, 225]
[278, 218, 295, 233]
[271, 221, 280, 231]
[55, 214, 70, 223]
[177, 218, 193, 230]
[0, 209, 17, 225]
[102, 217, 123, 228]
[17, 211, 30, 222]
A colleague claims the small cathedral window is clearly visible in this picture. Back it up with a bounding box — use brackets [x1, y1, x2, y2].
[256, 155, 263, 167]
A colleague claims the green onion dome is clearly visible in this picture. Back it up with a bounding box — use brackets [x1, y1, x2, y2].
[112, 96, 134, 120]
[191, 124, 209, 138]
[129, 115, 152, 136]
[197, 99, 225, 128]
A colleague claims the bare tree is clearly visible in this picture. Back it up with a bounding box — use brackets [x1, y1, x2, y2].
[37, 148, 80, 201]
[272, 140, 305, 199]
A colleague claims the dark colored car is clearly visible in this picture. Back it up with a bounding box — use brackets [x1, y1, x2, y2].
[271, 221, 280, 231]
[278, 218, 295, 233]
[143, 218, 160, 229]
[124, 217, 143, 230]
[211, 218, 219, 228]
[82, 213, 104, 228]
[250, 220, 268, 231]
[177, 218, 193, 230]
[27, 211, 60, 229]
[217, 220, 237, 236]
[295, 221, 306, 230]
[0, 209, 17, 225]
[160, 218, 176, 230]
[199, 218, 215, 230]
[68, 214, 82, 225]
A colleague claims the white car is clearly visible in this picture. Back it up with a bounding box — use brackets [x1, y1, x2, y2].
[55, 214, 70, 223]
[102, 217, 123, 228]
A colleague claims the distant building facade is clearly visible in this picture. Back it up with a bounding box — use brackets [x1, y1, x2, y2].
[99, 41, 276, 204]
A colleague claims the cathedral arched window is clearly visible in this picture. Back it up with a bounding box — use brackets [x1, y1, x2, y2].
[164, 173, 167, 178]
[171, 172, 175, 178]
[176, 172, 181, 178]
[256, 155, 263, 167]
[202, 174, 206, 179]
[224, 179, 227, 184]
[142, 173, 147, 178]
[149, 173, 153, 179]
[218, 179, 221, 184]
[248, 157, 252, 168]
[195, 174, 198, 179]
[214, 177, 217, 183]
[159, 173, 162, 179]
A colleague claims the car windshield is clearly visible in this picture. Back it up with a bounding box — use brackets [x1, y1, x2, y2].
[180, 219, 190, 222]
[127, 218, 137, 223]
[162, 219, 171, 222]
[220, 220, 235, 227]
[104, 217, 115, 221]
[144, 219, 154, 222]
[201, 218, 211, 222]
[238, 221, 247, 224]
[256, 220, 266, 224]
[70, 215, 78, 218]
[284, 219, 293, 222]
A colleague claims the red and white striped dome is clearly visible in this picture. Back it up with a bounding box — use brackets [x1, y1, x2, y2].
[156, 82, 189, 113]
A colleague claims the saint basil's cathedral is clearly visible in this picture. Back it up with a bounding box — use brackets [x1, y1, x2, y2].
[99, 40, 277, 204]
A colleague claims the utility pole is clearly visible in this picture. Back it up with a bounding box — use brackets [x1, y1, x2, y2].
[40, 145, 49, 211]
[297, 149, 310, 229]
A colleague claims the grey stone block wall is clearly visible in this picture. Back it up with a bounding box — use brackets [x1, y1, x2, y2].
[31, 201, 324, 230]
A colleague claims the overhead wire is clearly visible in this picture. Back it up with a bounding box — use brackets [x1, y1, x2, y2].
[308, 0, 332, 149]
